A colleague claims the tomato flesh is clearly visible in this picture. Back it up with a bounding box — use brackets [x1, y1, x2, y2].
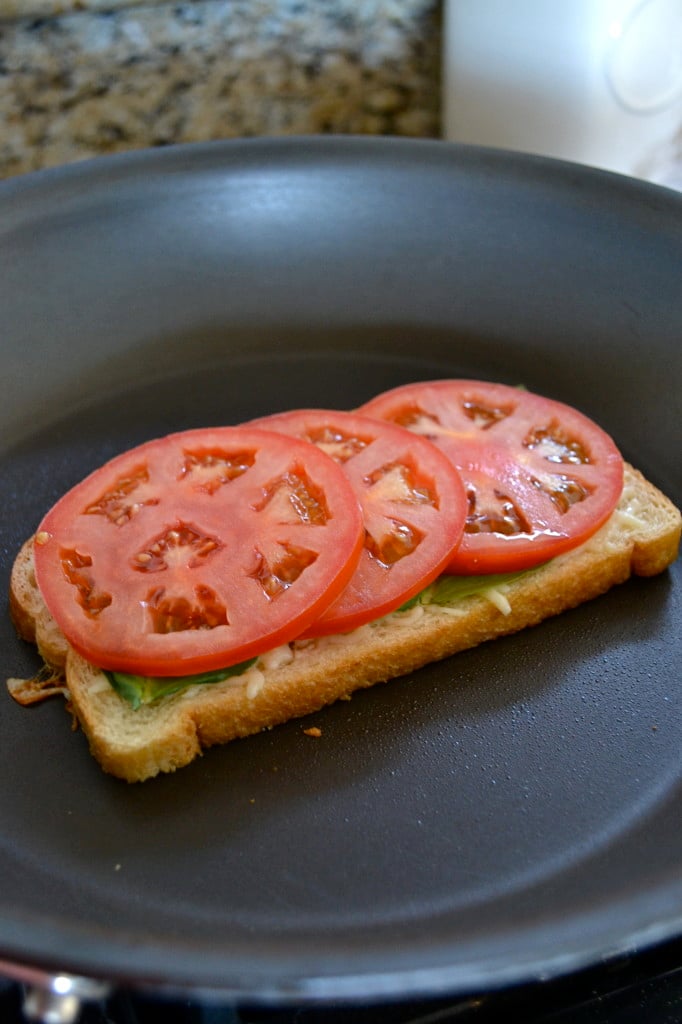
[34, 427, 365, 675]
[358, 380, 624, 573]
[248, 409, 468, 634]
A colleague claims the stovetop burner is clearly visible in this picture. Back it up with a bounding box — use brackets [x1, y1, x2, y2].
[2, 936, 681, 1024]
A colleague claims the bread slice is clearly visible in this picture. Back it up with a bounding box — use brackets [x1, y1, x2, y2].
[8, 463, 681, 782]
[9, 537, 69, 670]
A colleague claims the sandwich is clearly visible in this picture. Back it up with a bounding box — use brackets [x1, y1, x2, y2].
[7, 380, 681, 782]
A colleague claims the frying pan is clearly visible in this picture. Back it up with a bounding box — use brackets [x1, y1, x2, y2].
[0, 137, 680, 1004]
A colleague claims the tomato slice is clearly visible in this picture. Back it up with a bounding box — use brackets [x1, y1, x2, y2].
[248, 409, 468, 635]
[358, 380, 624, 574]
[33, 427, 365, 675]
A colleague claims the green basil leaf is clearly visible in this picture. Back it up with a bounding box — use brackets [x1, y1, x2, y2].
[427, 569, 534, 606]
[105, 658, 258, 710]
[396, 591, 426, 612]
[394, 567, 538, 615]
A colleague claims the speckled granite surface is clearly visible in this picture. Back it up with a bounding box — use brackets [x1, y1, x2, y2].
[0, 0, 441, 178]
[0, 0, 150, 17]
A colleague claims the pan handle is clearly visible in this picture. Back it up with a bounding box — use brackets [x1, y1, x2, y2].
[0, 958, 110, 1023]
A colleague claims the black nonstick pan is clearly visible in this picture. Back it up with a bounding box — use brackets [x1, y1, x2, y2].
[0, 137, 680, 1004]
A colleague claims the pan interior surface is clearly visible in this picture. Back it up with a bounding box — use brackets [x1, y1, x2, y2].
[0, 138, 680, 1000]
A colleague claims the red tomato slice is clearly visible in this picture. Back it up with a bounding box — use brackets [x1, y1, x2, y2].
[248, 409, 468, 635]
[358, 380, 624, 574]
[33, 427, 365, 675]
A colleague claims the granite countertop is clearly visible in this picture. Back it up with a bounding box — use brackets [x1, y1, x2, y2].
[0, 0, 442, 178]
[0, 0, 150, 17]
[2, 0, 679, 186]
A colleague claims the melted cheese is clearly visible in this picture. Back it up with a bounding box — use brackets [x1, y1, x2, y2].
[259, 644, 294, 671]
[244, 667, 266, 700]
[480, 587, 512, 615]
[389, 604, 426, 627]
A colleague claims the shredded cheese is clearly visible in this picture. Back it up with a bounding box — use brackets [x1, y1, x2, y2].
[259, 644, 294, 671]
[324, 624, 374, 647]
[432, 604, 467, 618]
[390, 604, 426, 627]
[481, 587, 512, 616]
[244, 667, 266, 700]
